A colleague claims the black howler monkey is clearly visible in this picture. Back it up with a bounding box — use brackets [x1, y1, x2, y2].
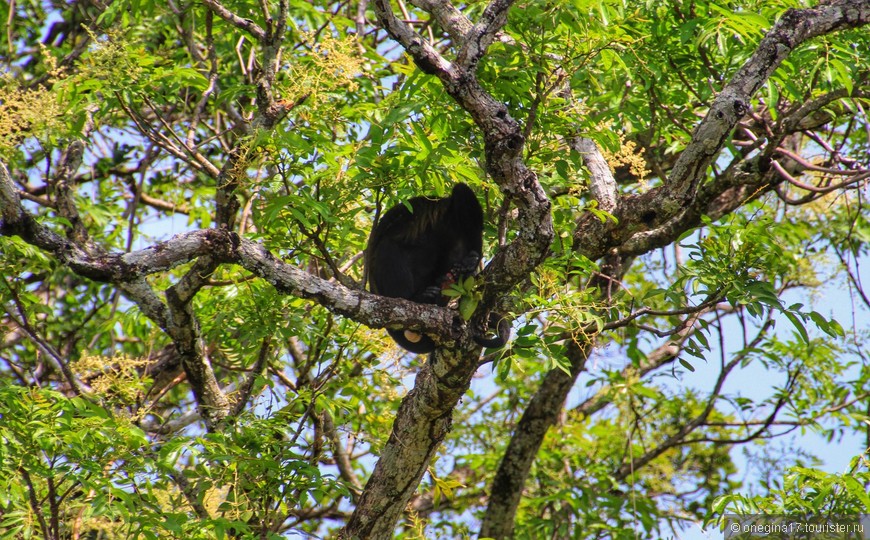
[366, 183, 509, 354]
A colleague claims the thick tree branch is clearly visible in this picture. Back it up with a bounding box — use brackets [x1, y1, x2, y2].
[408, 0, 473, 41]
[0, 193, 461, 346]
[481, 337, 592, 538]
[663, 0, 870, 205]
[336, 1, 555, 535]
[455, 0, 513, 70]
[163, 283, 231, 428]
[371, 0, 456, 76]
[574, 0, 870, 261]
[617, 153, 777, 257]
[341, 346, 480, 537]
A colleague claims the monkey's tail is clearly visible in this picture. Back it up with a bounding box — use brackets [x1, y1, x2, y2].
[472, 313, 510, 349]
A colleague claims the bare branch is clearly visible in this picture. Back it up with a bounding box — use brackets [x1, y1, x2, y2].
[2, 279, 88, 396]
[323, 410, 364, 498]
[614, 319, 774, 480]
[231, 337, 271, 417]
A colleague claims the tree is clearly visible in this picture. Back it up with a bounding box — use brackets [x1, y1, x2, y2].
[1, 0, 869, 538]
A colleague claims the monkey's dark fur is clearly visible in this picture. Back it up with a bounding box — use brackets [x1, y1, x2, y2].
[366, 183, 509, 353]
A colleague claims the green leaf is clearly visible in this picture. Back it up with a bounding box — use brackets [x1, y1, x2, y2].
[679, 358, 696, 372]
[783, 311, 809, 344]
[459, 296, 478, 320]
